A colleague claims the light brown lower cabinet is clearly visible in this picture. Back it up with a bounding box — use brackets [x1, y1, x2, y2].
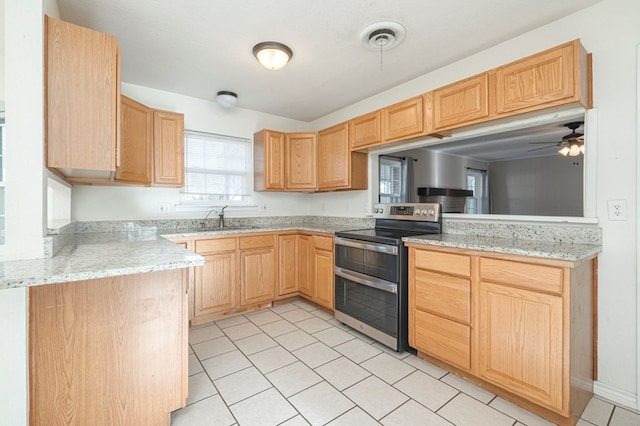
[29, 269, 188, 425]
[408, 244, 596, 426]
[240, 235, 277, 305]
[194, 238, 238, 318]
[311, 235, 335, 310]
[278, 233, 300, 297]
[298, 234, 313, 297]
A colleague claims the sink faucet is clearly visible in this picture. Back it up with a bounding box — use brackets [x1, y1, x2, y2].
[218, 205, 228, 228]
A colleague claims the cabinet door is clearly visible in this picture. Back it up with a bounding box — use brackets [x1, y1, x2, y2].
[241, 247, 276, 306]
[433, 74, 489, 130]
[286, 133, 317, 190]
[298, 235, 313, 297]
[478, 281, 564, 412]
[46, 16, 119, 172]
[153, 109, 184, 187]
[254, 130, 286, 191]
[313, 244, 334, 309]
[383, 95, 424, 142]
[317, 122, 350, 190]
[278, 234, 299, 296]
[349, 110, 382, 150]
[116, 96, 152, 184]
[494, 40, 578, 115]
[195, 252, 237, 317]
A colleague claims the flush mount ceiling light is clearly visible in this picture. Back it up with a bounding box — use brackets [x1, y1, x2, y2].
[216, 91, 238, 108]
[253, 42, 293, 70]
[360, 21, 406, 51]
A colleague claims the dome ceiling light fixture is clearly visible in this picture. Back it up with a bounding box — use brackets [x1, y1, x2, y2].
[216, 91, 238, 108]
[253, 41, 293, 70]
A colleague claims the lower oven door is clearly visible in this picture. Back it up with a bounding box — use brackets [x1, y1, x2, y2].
[334, 267, 398, 344]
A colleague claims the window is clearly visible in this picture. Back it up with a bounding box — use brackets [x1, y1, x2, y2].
[180, 130, 252, 205]
[379, 156, 402, 203]
[466, 168, 485, 214]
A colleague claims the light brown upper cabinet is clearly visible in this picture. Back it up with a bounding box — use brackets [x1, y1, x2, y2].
[254, 129, 286, 191]
[152, 109, 185, 187]
[432, 73, 489, 131]
[116, 96, 152, 185]
[317, 122, 368, 191]
[491, 39, 591, 116]
[383, 95, 425, 143]
[45, 15, 120, 180]
[349, 110, 383, 150]
[286, 132, 317, 190]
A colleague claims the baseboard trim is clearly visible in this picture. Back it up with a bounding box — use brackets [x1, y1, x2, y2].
[593, 381, 637, 410]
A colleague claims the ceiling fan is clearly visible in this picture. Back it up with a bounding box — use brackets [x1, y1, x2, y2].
[528, 121, 585, 156]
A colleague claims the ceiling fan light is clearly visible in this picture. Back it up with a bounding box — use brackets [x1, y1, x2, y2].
[558, 146, 571, 156]
[569, 143, 581, 156]
[253, 42, 293, 70]
[580, 144, 585, 155]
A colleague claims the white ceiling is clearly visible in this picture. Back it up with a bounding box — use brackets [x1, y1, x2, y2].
[56, 0, 601, 122]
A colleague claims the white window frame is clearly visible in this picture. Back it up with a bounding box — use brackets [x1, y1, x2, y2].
[180, 130, 253, 207]
[379, 156, 402, 203]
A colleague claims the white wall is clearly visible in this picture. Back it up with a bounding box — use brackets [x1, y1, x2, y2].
[307, 0, 640, 406]
[490, 155, 583, 216]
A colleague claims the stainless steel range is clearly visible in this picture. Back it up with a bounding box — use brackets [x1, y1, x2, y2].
[334, 203, 442, 352]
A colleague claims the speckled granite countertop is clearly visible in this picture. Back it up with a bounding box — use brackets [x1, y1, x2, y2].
[0, 233, 204, 289]
[164, 224, 357, 238]
[403, 234, 601, 261]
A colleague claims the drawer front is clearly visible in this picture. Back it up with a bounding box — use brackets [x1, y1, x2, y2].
[195, 238, 236, 254]
[480, 257, 563, 294]
[414, 269, 471, 324]
[414, 249, 471, 277]
[414, 310, 471, 371]
[313, 235, 334, 251]
[239, 234, 275, 250]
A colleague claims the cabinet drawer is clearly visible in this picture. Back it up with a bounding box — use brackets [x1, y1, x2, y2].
[414, 310, 470, 371]
[480, 257, 563, 294]
[313, 235, 334, 251]
[414, 269, 470, 324]
[195, 238, 236, 254]
[414, 249, 470, 277]
[239, 234, 275, 250]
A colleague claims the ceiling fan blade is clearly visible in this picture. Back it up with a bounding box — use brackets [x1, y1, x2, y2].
[528, 145, 557, 152]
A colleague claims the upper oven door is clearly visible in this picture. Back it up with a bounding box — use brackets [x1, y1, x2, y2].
[334, 237, 399, 283]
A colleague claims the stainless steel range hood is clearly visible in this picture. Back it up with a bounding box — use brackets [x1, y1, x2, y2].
[417, 187, 474, 213]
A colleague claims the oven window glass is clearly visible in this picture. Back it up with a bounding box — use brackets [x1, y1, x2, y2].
[335, 244, 398, 282]
[335, 275, 398, 338]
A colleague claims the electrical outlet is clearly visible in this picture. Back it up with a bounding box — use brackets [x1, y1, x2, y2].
[607, 199, 627, 221]
[159, 203, 171, 214]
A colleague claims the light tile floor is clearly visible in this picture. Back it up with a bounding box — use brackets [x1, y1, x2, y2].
[172, 299, 640, 426]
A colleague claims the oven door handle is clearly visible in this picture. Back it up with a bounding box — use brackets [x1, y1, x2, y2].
[333, 237, 398, 255]
[334, 267, 398, 294]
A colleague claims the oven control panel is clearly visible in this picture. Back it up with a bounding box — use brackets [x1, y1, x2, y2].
[372, 203, 441, 222]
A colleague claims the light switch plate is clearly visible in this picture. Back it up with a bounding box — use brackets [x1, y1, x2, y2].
[607, 199, 627, 221]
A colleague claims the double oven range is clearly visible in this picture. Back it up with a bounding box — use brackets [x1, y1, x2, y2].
[334, 203, 442, 352]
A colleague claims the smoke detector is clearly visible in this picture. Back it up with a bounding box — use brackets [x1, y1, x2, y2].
[360, 21, 406, 51]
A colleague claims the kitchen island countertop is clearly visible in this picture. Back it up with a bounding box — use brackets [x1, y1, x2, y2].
[404, 233, 601, 261]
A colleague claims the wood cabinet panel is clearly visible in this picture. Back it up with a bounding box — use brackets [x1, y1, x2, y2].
[195, 237, 237, 254]
[239, 234, 276, 250]
[278, 234, 299, 296]
[116, 95, 152, 184]
[493, 40, 582, 115]
[240, 246, 276, 306]
[415, 310, 471, 371]
[349, 110, 382, 150]
[152, 109, 184, 187]
[414, 269, 471, 323]
[317, 122, 350, 190]
[313, 245, 334, 310]
[45, 15, 119, 174]
[254, 129, 286, 191]
[478, 281, 564, 412]
[383, 95, 424, 142]
[414, 249, 471, 277]
[30, 269, 186, 425]
[433, 73, 489, 130]
[298, 234, 313, 297]
[286, 132, 317, 190]
[195, 252, 237, 316]
[480, 257, 563, 294]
